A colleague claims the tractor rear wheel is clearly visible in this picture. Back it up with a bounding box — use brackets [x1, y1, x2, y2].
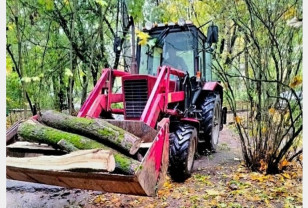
[200, 93, 221, 153]
[169, 124, 197, 182]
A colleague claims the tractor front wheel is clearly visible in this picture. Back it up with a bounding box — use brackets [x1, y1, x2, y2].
[169, 124, 197, 182]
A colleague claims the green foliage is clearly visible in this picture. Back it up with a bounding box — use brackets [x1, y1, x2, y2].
[6, 0, 129, 112]
[6, 72, 22, 109]
[126, 0, 145, 22]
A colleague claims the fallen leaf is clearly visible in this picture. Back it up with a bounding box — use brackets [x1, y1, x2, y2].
[299, 154, 303, 161]
[206, 189, 222, 196]
[279, 158, 289, 170]
[93, 195, 106, 204]
[259, 159, 268, 172]
[282, 173, 291, 179]
[219, 203, 227, 208]
[250, 173, 267, 182]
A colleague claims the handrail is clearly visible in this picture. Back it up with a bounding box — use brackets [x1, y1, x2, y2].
[78, 69, 130, 118]
[141, 66, 185, 128]
[78, 68, 110, 117]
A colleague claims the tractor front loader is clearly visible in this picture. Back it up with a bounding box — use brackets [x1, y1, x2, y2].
[6, 21, 227, 196]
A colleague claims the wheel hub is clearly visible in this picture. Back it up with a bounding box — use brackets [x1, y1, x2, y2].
[187, 138, 196, 171]
[212, 104, 220, 146]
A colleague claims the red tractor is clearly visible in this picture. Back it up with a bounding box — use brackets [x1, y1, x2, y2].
[6, 21, 227, 196]
[79, 21, 227, 181]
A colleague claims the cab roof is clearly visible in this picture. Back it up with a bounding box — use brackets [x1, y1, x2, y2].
[142, 22, 207, 41]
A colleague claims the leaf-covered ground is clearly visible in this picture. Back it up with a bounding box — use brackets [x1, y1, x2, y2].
[87, 162, 302, 208]
[86, 122, 303, 208]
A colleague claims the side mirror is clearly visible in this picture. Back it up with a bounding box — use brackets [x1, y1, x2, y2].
[206, 25, 219, 46]
[113, 36, 121, 54]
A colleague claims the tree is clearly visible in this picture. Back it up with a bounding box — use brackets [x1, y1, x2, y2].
[212, 0, 302, 173]
[6, 0, 142, 113]
[149, 0, 302, 173]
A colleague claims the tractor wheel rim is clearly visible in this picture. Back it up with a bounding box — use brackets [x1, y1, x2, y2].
[212, 104, 220, 146]
[187, 137, 196, 171]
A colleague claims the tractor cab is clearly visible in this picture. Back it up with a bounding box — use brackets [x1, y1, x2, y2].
[137, 21, 218, 82]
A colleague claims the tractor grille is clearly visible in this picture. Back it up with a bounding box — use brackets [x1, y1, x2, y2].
[124, 79, 148, 118]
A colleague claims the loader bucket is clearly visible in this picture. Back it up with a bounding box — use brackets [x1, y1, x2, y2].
[6, 118, 170, 196]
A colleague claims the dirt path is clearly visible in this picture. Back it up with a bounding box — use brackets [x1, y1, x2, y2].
[6, 125, 242, 208]
[193, 127, 242, 171]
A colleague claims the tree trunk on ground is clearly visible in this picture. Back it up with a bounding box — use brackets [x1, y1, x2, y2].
[17, 120, 140, 174]
[7, 149, 116, 172]
[40, 110, 142, 155]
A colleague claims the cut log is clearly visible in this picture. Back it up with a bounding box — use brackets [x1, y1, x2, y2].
[40, 110, 142, 155]
[57, 139, 79, 152]
[7, 141, 56, 151]
[6, 141, 64, 157]
[17, 120, 140, 174]
[7, 149, 116, 172]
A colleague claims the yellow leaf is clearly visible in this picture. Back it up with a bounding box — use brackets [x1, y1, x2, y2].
[273, 113, 280, 123]
[283, 7, 296, 20]
[259, 159, 267, 172]
[249, 195, 261, 201]
[234, 116, 242, 124]
[95, 0, 107, 7]
[45, 0, 54, 10]
[138, 39, 148, 46]
[278, 174, 285, 182]
[92, 195, 106, 204]
[278, 158, 289, 170]
[6, 57, 13, 74]
[299, 154, 303, 161]
[289, 75, 302, 88]
[163, 180, 172, 189]
[233, 174, 240, 181]
[283, 112, 290, 124]
[136, 30, 150, 46]
[80, 70, 85, 77]
[206, 189, 222, 196]
[7, 22, 15, 31]
[282, 173, 291, 179]
[261, 127, 267, 134]
[250, 173, 267, 182]
[268, 108, 275, 115]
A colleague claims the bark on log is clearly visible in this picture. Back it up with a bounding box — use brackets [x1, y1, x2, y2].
[7, 149, 116, 172]
[41, 110, 142, 155]
[17, 120, 140, 174]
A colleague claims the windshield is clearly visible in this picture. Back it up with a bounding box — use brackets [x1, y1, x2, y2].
[139, 31, 194, 76]
[139, 45, 162, 76]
